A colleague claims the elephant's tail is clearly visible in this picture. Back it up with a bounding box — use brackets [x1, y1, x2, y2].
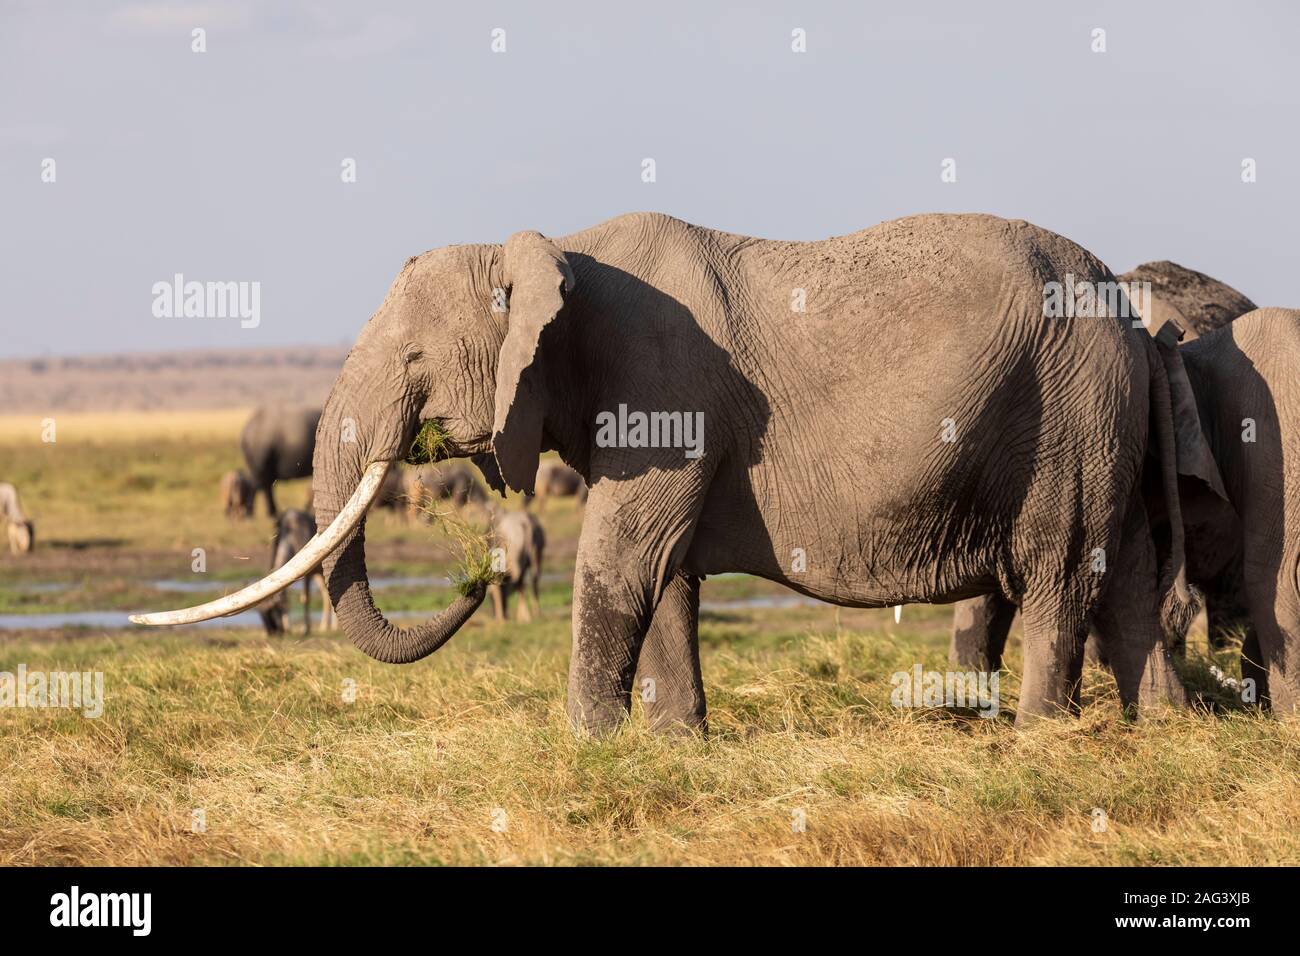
[1146, 338, 1190, 607]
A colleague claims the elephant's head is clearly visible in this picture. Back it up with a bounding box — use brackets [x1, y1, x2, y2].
[131, 230, 576, 662]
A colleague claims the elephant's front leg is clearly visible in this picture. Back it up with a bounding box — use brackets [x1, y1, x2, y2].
[567, 465, 708, 736]
[635, 571, 706, 736]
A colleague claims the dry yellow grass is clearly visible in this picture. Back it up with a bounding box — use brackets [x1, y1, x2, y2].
[0, 410, 249, 447]
[0, 620, 1295, 866]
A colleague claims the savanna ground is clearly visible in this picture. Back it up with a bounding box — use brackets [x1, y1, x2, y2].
[0, 412, 1297, 866]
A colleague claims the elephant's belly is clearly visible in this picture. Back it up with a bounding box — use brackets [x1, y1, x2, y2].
[684, 503, 999, 608]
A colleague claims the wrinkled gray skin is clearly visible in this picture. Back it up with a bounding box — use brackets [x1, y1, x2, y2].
[308, 212, 1209, 734]
[240, 406, 322, 517]
[0, 482, 34, 555]
[219, 469, 255, 520]
[525, 459, 588, 511]
[404, 463, 487, 520]
[488, 509, 545, 622]
[258, 508, 333, 635]
[951, 262, 1255, 676]
[1181, 309, 1300, 713]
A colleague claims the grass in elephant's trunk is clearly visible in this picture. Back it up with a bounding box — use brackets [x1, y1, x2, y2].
[404, 420, 502, 596]
[420, 502, 502, 597]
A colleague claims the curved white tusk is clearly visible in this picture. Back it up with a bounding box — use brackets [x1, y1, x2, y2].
[130, 460, 392, 626]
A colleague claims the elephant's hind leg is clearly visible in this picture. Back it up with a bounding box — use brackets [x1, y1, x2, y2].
[1091, 494, 1188, 715]
[1016, 588, 1090, 726]
[950, 593, 1016, 671]
[635, 571, 706, 736]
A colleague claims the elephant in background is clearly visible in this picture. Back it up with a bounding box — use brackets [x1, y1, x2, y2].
[219, 469, 255, 519]
[362, 464, 408, 517]
[525, 459, 587, 511]
[488, 508, 545, 622]
[404, 463, 487, 520]
[1, 482, 34, 555]
[138, 212, 1218, 732]
[950, 262, 1255, 673]
[257, 508, 334, 635]
[1181, 308, 1300, 712]
[240, 405, 321, 517]
[1124, 260, 1258, 340]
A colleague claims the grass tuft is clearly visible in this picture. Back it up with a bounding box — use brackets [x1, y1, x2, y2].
[405, 420, 454, 465]
[418, 496, 502, 596]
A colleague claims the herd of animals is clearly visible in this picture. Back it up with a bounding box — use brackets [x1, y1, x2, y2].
[210, 406, 587, 634]
[128, 213, 1300, 736]
[2, 408, 586, 632]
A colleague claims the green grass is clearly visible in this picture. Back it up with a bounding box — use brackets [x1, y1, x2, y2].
[405, 419, 454, 465]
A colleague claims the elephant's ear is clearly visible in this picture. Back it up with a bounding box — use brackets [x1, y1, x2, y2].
[492, 230, 575, 495]
[470, 452, 507, 498]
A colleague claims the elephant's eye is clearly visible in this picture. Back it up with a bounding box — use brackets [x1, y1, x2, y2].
[404, 349, 424, 364]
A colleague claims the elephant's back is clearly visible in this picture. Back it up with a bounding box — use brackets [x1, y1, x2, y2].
[1194, 309, 1300, 431]
[728, 214, 1146, 551]
[737, 213, 1139, 426]
[241, 405, 321, 478]
[1190, 308, 1300, 379]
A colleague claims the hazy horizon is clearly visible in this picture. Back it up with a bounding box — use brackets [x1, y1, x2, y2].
[3, 0, 1297, 360]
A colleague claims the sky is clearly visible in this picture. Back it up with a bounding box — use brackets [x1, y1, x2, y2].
[1, 0, 1297, 358]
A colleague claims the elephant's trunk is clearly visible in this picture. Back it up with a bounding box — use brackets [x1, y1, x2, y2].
[315, 498, 484, 664]
[313, 403, 484, 664]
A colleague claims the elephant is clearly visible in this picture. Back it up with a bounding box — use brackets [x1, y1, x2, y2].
[404, 462, 487, 521]
[950, 262, 1256, 673]
[488, 508, 545, 622]
[257, 508, 334, 635]
[0, 482, 34, 555]
[240, 405, 321, 517]
[1123, 260, 1258, 340]
[1179, 308, 1300, 712]
[219, 469, 255, 519]
[525, 459, 588, 511]
[135, 211, 1222, 733]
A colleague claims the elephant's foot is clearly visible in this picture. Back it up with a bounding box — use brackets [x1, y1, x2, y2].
[566, 693, 631, 738]
[643, 696, 708, 737]
[1012, 698, 1071, 729]
[1265, 668, 1297, 715]
[647, 714, 707, 738]
[1015, 635, 1085, 728]
[1134, 651, 1188, 714]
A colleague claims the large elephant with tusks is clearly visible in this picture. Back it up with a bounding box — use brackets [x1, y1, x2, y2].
[134, 212, 1227, 732]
